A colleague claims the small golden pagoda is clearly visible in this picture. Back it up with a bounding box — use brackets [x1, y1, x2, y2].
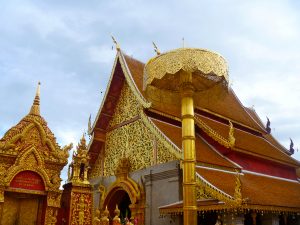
[60, 134, 93, 225]
[0, 83, 72, 224]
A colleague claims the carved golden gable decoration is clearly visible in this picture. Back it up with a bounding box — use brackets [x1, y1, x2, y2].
[0, 114, 71, 164]
[3, 146, 52, 190]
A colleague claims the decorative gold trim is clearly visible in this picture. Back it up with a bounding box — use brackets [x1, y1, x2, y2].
[140, 110, 182, 159]
[144, 48, 229, 89]
[195, 107, 263, 134]
[5, 188, 47, 196]
[147, 108, 181, 122]
[196, 172, 234, 203]
[194, 115, 235, 148]
[119, 51, 151, 108]
[4, 146, 53, 190]
[159, 203, 300, 215]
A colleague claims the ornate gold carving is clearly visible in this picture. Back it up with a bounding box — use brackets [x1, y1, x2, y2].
[93, 209, 101, 225]
[144, 48, 229, 90]
[47, 191, 62, 208]
[233, 172, 242, 204]
[105, 121, 147, 176]
[196, 172, 246, 208]
[140, 111, 182, 159]
[102, 162, 145, 224]
[71, 192, 92, 225]
[196, 173, 234, 204]
[196, 183, 213, 200]
[0, 166, 7, 180]
[108, 83, 141, 128]
[45, 207, 58, 225]
[50, 174, 62, 189]
[115, 157, 131, 178]
[89, 151, 103, 179]
[113, 205, 121, 224]
[68, 135, 90, 184]
[228, 121, 236, 147]
[0, 189, 4, 203]
[101, 206, 110, 225]
[98, 185, 106, 210]
[119, 52, 151, 108]
[0, 85, 71, 224]
[4, 147, 54, 191]
[104, 118, 178, 176]
[102, 82, 181, 176]
[156, 140, 178, 164]
[0, 114, 72, 164]
[194, 115, 235, 148]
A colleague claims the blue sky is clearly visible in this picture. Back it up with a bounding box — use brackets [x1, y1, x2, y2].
[1, 0, 300, 180]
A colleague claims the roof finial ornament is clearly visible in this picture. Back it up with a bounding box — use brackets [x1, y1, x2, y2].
[111, 35, 120, 51]
[29, 81, 41, 116]
[182, 37, 185, 48]
[289, 138, 295, 155]
[88, 114, 92, 136]
[266, 116, 271, 134]
[152, 41, 161, 55]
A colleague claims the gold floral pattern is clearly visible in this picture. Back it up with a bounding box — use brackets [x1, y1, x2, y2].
[144, 48, 229, 89]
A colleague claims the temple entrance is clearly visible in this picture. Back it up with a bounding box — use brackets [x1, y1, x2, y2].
[198, 211, 217, 225]
[107, 190, 131, 223]
[1, 192, 45, 225]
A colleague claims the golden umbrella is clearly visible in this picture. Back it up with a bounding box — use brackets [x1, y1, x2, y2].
[144, 48, 229, 225]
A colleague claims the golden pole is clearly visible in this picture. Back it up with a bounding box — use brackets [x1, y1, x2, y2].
[180, 70, 197, 225]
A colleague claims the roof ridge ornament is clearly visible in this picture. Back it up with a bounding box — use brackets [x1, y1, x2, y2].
[111, 35, 120, 51]
[29, 81, 41, 116]
[152, 41, 161, 55]
[289, 138, 295, 155]
[266, 116, 271, 134]
[88, 114, 92, 136]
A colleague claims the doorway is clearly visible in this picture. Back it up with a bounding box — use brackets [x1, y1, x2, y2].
[107, 190, 131, 223]
[1, 192, 44, 225]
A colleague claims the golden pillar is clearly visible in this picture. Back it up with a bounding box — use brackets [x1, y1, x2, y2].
[144, 48, 229, 225]
[180, 70, 197, 224]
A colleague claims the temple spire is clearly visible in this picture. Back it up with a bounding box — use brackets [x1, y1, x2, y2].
[29, 82, 41, 115]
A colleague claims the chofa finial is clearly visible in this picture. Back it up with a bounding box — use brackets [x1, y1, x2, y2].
[289, 138, 295, 155]
[266, 116, 271, 134]
[111, 35, 120, 51]
[88, 114, 92, 135]
[29, 82, 41, 115]
[152, 41, 161, 55]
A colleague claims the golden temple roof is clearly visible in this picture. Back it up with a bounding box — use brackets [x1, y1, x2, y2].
[89, 48, 300, 212]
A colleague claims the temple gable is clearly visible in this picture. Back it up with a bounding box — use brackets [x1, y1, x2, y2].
[100, 83, 178, 176]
